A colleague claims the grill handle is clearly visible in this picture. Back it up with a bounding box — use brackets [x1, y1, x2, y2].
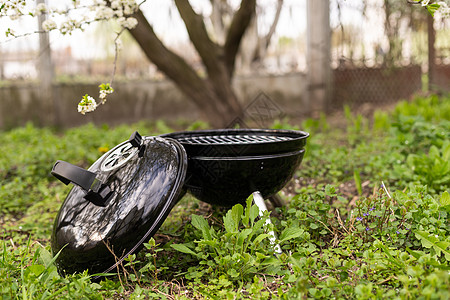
[128, 131, 142, 148]
[51, 160, 96, 190]
[51, 160, 112, 207]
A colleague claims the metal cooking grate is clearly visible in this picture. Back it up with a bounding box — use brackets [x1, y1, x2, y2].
[178, 134, 294, 145]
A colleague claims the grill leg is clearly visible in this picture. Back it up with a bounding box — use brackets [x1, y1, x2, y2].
[252, 191, 282, 254]
[268, 194, 285, 208]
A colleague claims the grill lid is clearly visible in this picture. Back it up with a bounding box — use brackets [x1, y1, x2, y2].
[161, 128, 309, 156]
[51, 132, 187, 276]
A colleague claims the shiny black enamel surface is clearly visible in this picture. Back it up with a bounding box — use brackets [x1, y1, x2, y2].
[185, 149, 305, 206]
[51, 137, 187, 275]
[163, 129, 309, 206]
[162, 129, 309, 156]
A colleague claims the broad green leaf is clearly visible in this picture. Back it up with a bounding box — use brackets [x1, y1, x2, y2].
[436, 242, 450, 260]
[279, 227, 304, 242]
[442, 142, 450, 161]
[237, 228, 252, 248]
[242, 196, 253, 226]
[191, 214, 211, 240]
[255, 252, 269, 261]
[262, 256, 279, 266]
[253, 233, 271, 246]
[405, 248, 422, 260]
[407, 248, 450, 270]
[406, 154, 417, 167]
[324, 184, 336, 196]
[310, 223, 319, 230]
[24, 264, 45, 279]
[415, 230, 450, 261]
[415, 230, 437, 249]
[35, 245, 64, 283]
[201, 240, 218, 248]
[170, 244, 198, 257]
[233, 204, 244, 231]
[38, 247, 53, 267]
[249, 204, 260, 226]
[252, 218, 267, 234]
[439, 191, 450, 207]
[429, 145, 440, 160]
[375, 239, 404, 268]
[224, 204, 243, 233]
[227, 268, 239, 278]
[223, 210, 235, 234]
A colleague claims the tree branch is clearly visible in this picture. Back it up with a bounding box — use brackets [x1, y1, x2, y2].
[209, 0, 231, 44]
[128, 9, 216, 109]
[262, 0, 283, 50]
[174, 0, 242, 119]
[224, 0, 256, 77]
[174, 0, 222, 78]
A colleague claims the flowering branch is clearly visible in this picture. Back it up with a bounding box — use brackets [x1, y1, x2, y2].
[0, 1, 142, 115]
[407, 0, 450, 16]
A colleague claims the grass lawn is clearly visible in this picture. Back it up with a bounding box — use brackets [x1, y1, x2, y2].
[1, 94, 449, 299]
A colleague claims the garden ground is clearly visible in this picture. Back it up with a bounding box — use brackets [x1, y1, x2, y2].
[0, 93, 449, 299]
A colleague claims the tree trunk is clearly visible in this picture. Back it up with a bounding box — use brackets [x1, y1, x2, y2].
[128, 1, 256, 128]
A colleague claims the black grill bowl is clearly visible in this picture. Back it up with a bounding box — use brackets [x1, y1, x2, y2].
[184, 149, 305, 206]
[162, 129, 309, 206]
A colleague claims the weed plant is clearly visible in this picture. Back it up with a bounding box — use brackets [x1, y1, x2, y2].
[0, 94, 449, 299]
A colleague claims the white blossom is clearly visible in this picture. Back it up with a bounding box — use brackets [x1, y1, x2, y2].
[436, 1, 450, 16]
[34, 2, 47, 16]
[123, 5, 134, 16]
[117, 17, 138, 29]
[115, 38, 123, 50]
[94, 0, 107, 5]
[53, 7, 68, 15]
[99, 90, 108, 102]
[97, 83, 114, 104]
[111, 0, 121, 10]
[78, 95, 97, 115]
[2, 0, 26, 15]
[9, 13, 20, 20]
[99, 87, 114, 104]
[109, 0, 138, 17]
[42, 19, 57, 31]
[95, 7, 114, 20]
[59, 19, 82, 35]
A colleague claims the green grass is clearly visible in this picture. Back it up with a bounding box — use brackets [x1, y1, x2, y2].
[0, 94, 449, 299]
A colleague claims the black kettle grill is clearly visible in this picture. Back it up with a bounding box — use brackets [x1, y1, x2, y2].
[51, 129, 308, 275]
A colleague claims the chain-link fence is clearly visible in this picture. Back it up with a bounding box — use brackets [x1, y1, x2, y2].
[331, 65, 423, 110]
[328, 0, 449, 110]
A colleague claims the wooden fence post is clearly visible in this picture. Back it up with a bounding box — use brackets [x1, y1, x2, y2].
[306, 0, 331, 115]
[37, 0, 56, 126]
